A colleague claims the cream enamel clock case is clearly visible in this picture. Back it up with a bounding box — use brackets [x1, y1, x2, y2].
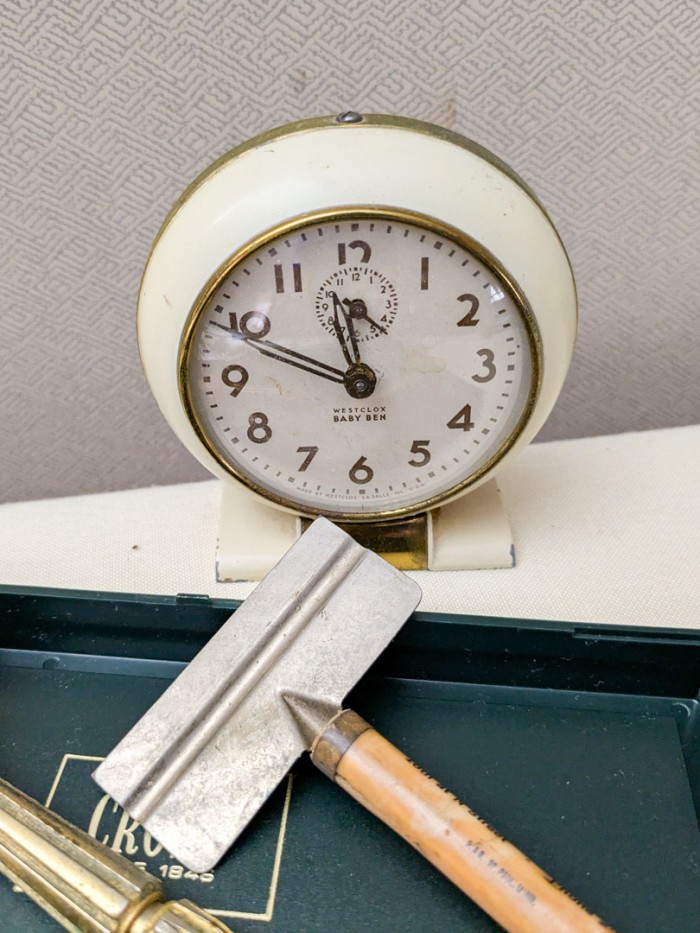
[138, 112, 577, 576]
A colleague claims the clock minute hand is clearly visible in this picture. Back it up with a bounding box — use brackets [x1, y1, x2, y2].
[251, 341, 345, 384]
[209, 318, 376, 398]
[209, 320, 346, 384]
[247, 331, 378, 399]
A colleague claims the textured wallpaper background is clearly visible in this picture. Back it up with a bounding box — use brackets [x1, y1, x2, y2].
[2, 0, 698, 502]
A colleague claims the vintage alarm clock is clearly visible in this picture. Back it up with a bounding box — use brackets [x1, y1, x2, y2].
[137, 113, 576, 576]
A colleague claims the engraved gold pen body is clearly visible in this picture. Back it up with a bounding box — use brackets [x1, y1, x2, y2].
[0, 777, 230, 933]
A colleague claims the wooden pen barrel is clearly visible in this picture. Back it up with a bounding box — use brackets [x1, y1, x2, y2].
[312, 710, 615, 933]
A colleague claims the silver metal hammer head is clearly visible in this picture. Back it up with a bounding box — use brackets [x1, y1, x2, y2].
[93, 518, 421, 872]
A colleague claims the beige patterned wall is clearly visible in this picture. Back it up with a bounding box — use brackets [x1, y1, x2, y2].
[2, 0, 698, 502]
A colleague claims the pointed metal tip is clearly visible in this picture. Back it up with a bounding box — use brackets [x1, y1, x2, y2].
[280, 691, 341, 748]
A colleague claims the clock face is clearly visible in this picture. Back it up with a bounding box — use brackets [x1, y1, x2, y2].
[181, 210, 539, 519]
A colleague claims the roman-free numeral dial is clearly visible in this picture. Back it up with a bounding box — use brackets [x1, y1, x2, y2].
[181, 209, 538, 519]
[139, 114, 576, 530]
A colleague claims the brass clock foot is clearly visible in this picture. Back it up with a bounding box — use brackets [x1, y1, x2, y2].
[216, 478, 513, 580]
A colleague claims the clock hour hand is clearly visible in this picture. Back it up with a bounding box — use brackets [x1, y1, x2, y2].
[339, 298, 363, 363]
[326, 295, 378, 399]
[329, 294, 386, 397]
[209, 320, 345, 384]
[328, 291, 360, 366]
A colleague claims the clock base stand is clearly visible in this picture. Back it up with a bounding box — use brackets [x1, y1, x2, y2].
[216, 481, 514, 581]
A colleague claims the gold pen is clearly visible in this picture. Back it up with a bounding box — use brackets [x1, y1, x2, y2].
[0, 777, 231, 933]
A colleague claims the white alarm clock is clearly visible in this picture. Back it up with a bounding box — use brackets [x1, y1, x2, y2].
[137, 113, 576, 575]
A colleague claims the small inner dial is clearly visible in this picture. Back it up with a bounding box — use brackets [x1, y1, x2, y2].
[182, 212, 538, 519]
[315, 267, 398, 343]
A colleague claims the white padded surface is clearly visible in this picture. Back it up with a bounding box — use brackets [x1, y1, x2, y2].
[0, 427, 698, 629]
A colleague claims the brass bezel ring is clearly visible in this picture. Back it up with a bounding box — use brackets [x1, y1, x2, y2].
[178, 205, 543, 523]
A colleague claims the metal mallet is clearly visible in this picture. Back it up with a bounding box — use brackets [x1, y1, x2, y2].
[95, 518, 614, 933]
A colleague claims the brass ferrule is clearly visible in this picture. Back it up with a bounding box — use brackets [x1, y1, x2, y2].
[310, 709, 373, 780]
